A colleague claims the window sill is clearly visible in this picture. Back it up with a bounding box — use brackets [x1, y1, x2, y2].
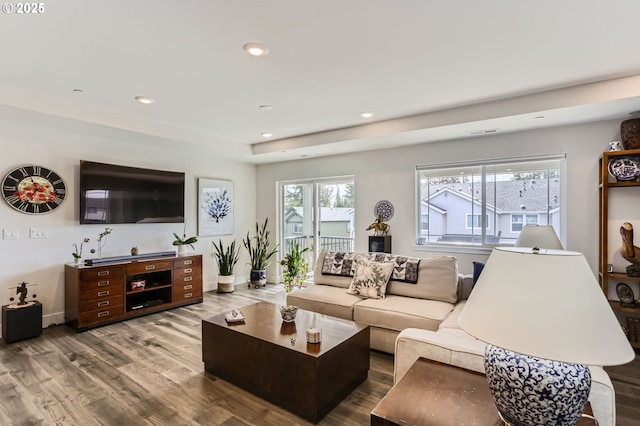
[412, 244, 494, 256]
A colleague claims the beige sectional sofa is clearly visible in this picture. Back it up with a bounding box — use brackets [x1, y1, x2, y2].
[287, 249, 617, 426]
[286, 250, 473, 354]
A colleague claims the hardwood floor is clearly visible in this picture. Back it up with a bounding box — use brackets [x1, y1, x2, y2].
[0, 285, 393, 425]
[0, 284, 638, 425]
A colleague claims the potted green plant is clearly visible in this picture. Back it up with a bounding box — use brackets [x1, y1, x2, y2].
[173, 224, 198, 255]
[280, 242, 310, 293]
[243, 218, 279, 287]
[212, 239, 240, 293]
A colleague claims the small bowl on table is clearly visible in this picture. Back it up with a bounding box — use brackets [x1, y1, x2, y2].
[280, 305, 298, 322]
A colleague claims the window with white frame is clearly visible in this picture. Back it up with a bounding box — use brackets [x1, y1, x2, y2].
[511, 214, 539, 232]
[416, 155, 564, 248]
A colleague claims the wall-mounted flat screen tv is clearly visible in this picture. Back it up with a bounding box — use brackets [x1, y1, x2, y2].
[80, 160, 185, 224]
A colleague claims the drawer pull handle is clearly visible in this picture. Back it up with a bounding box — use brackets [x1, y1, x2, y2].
[145, 265, 155, 270]
[184, 293, 193, 298]
[97, 271, 110, 276]
[98, 311, 110, 317]
[183, 276, 192, 282]
[97, 290, 110, 297]
[184, 260, 193, 265]
[184, 268, 192, 273]
[98, 281, 110, 286]
[98, 301, 110, 307]
[184, 284, 193, 290]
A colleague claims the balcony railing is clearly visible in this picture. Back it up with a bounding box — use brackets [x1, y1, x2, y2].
[283, 235, 354, 254]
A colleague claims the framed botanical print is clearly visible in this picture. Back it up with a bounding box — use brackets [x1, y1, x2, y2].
[198, 178, 233, 236]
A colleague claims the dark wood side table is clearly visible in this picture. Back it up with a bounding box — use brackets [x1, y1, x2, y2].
[2, 301, 42, 343]
[371, 357, 596, 426]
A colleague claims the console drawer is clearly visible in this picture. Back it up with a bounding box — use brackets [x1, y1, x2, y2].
[80, 284, 124, 302]
[79, 304, 124, 325]
[80, 294, 124, 312]
[80, 265, 124, 281]
[126, 260, 172, 275]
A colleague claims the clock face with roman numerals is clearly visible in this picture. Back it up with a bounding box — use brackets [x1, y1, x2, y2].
[2, 165, 66, 214]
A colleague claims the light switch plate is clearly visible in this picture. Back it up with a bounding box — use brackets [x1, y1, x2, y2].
[30, 228, 49, 238]
[3, 229, 19, 239]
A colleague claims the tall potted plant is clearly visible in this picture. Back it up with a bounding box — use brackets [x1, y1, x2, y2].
[243, 218, 279, 288]
[280, 242, 310, 293]
[212, 239, 240, 293]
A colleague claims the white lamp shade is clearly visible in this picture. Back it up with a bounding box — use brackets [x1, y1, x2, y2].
[515, 225, 563, 249]
[459, 247, 634, 366]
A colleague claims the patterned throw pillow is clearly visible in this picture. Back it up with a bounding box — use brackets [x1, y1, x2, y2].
[347, 258, 395, 299]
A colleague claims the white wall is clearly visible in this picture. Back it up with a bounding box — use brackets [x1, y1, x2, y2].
[257, 119, 622, 275]
[0, 107, 256, 327]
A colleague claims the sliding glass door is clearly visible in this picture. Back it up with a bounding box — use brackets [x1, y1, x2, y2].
[280, 177, 355, 273]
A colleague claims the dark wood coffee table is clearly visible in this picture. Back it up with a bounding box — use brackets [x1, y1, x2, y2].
[371, 358, 596, 426]
[202, 301, 370, 422]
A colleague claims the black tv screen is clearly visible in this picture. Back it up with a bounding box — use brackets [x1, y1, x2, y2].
[80, 160, 185, 224]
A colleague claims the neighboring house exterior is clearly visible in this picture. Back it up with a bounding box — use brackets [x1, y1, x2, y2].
[420, 178, 560, 244]
[283, 207, 355, 251]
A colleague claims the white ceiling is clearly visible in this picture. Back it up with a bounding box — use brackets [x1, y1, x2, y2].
[3, 0, 640, 163]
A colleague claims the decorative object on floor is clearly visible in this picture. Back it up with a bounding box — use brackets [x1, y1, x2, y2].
[366, 214, 390, 236]
[212, 239, 240, 293]
[459, 247, 634, 426]
[621, 118, 640, 150]
[1, 164, 66, 214]
[280, 242, 310, 293]
[608, 156, 640, 182]
[374, 199, 394, 221]
[173, 222, 197, 255]
[306, 328, 322, 343]
[609, 140, 623, 151]
[280, 305, 298, 322]
[72, 237, 90, 264]
[243, 218, 279, 288]
[616, 282, 635, 306]
[131, 246, 138, 256]
[198, 178, 233, 236]
[515, 225, 563, 250]
[90, 227, 113, 259]
[620, 222, 640, 276]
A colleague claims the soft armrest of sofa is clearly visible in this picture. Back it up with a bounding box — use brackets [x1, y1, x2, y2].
[393, 328, 616, 426]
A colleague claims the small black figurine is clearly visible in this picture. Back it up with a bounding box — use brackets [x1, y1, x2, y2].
[16, 281, 28, 305]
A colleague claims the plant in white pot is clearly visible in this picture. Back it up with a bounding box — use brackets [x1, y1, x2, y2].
[212, 239, 240, 293]
[243, 218, 279, 288]
[280, 242, 310, 293]
[173, 223, 197, 255]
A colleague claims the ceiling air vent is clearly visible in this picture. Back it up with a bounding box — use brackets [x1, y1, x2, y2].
[469, 128, 500, 136]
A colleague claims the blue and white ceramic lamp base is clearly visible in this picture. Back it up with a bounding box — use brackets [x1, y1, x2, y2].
[484, 345, 591, 426]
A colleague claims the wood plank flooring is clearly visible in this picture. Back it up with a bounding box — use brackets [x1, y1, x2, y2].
[0, 283, 638, 425]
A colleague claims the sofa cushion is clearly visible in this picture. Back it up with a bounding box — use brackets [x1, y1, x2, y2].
[286, 284, 361, 320]
[386, 256, 458, 303]
[313, 250, 353, 288]
[346, 258, 395, 299]
[353, 294, 454, 332]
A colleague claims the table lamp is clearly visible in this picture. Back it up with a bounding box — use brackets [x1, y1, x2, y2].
[515, 225, 563, 249]
[459, 247, 634, 425]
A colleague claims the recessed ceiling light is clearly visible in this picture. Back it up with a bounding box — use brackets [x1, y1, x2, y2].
[261, 132, 273, 138]
[534, 115, 545, 120]
[258, 105, 272, 111]
[135, 96, 155, 105]
[72, 88, 84, 93]
[360, 111, 374, 118]
[243, 42, 269, 57]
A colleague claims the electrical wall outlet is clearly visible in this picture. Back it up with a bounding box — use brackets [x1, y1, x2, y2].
[30, 228, 49, 238]
[3, 229, 19, 239]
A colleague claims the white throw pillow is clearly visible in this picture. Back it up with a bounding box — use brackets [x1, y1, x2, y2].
[347, 258, 395, 299]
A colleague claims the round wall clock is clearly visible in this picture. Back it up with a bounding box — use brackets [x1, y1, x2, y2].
[2, 165, 66, 214]
[374, 200, 394, 221]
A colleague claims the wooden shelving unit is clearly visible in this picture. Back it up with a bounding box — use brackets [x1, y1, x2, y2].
[599, 148, 640, 348]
